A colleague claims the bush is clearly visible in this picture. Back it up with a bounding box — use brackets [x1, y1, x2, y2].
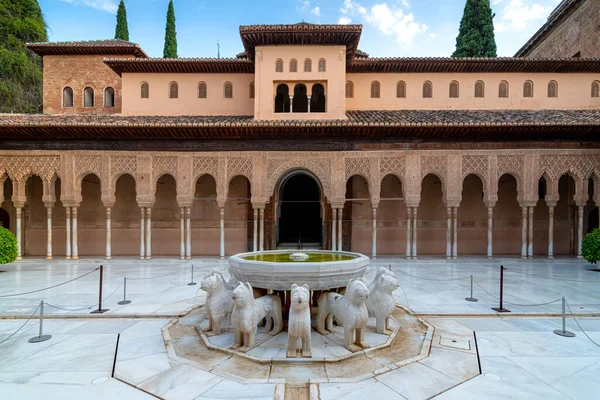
[582, 229, 600, 264]
[0, 226, 18, 264]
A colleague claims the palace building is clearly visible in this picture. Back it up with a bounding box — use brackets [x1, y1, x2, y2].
[0, 23, 599, 261]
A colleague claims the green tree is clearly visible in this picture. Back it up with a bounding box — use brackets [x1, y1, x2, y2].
[0, 0, 47, 113]
[452, 0, 497, 57]
[114, 0, 129, 41]
[0, 226, 18, 264]
[163, 0, 177, 58]
[582, 229, 600, 264]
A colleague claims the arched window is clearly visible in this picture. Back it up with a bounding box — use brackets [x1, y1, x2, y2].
[224, 82, 233, 98]
[169, 82, 178, 99]
[423, 81, 433, 98]
[499, 80, 509, 98]
[275, 58, 283, 72]
[62, 87, 73, 107]
[523, 80, 534, 98]
[318, 58, 326, 72]
[274, 84, 290, 113]
[311, 83, 326, 113]
[104, 87, 115, 107]
[83, 87, 94, 107]
[140, 82, 149, 99]
[547, 80, 558, 98]
[370, 81, 380, 98]
[345, 81, 354, 98]
[290, 59, 297, 72]
[293, 83, 308, 112]
[198, 82, 207, 98]
[449, 81, 459, 98]
[475, 80, 485, 98]
[249, 81, 255, 99]
[592, 81, 600, 97]
[396, 81, 406, 98]
[304, 58, 312, 72]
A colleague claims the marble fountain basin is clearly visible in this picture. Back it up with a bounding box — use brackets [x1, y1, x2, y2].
[228, 250, 370, 291]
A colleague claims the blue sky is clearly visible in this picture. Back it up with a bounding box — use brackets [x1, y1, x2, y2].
[38, 0, 562, 58]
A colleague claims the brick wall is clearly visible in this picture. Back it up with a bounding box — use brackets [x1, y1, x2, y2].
[526, 0, 600, 58]
[43, 54, 133, 114]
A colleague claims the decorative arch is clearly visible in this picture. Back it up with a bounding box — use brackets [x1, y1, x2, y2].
[275, 58, 283, 72]
[224, 81, 233, 99]
[198, 81, 207, 98]
[449, 80, 459, 98]
[266, 160, 331, 201]
[396, 81, 406, 98]
[169, 81, 178, 99]
[304, 58, 312, 72]
[289, 58, 298, 72]
[63, 86, 74, 107]
[83, 86, 94, 107]
[523, 80, 534, 98]
[370, 81, 380, 98]
[318, 58, 326, 72]
[548, 80, 558, 98]
[76, 172, 102, 192]
[110, 172, 137, 194]
[190, 172, 219, 198]
[499, 80, 509, 98]
[475, 80, 485, 98]
[423, 81, 433, 98]
[380, 173, 405, 198]
[140, 81, 149, 98]
[104, 87, 115, 107]
[153, 172, 178, 192]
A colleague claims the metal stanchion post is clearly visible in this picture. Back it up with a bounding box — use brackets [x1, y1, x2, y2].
[91, 265, 109, 314]
[118, 277, 131, 305]
[188, 264, 197, 286]
[465, 275, 478, 302]
[554, 297, 576, 338]
[492, 265, 511, 313]
[29, 301, 52, 343]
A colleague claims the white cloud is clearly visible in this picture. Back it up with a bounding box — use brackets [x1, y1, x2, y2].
[429, 33, 436, 38]
[59, 0, 118, 14]
[297, 0, 311, 13]
[338, 16, 352, 24]
[494, 0, 559, 31]
[339, 1, 428, 46]
[311, 6, 321, 17]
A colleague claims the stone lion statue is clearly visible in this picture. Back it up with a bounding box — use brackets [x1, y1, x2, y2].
[316, 279, 370, 353]
[362, 266, 396, 291]
[200, 268, 236, 335]
[287, 284, 312, 358]
[231, 282, 283, 352]
[366, 272, 399, 334]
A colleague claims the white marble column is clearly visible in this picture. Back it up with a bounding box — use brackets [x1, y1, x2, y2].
[219, 207, 225, 260]
[24, 206, 29, 257]
[72, 207, 78, 260]
[452, 207, 458, 259]
[548, 206, 554, 260]
[140, 208, 145, 260]
[331, 207, 337, 251]
[337, 208, 343, 252]
[259, 208, 265, 251]
[185, 207, 191, 259]
[16, 207, 22, 260]
[46, 206, 53, 260]
[412, 208, 418, 259]
[65, 207, 71, 260]
[487, 207, 493, 259]
[527, 207, 534, 259]
[106, 207, 112, 260]
[371, 208, 377, 259]
[521, 206, 527, 259]
[577, 205, 584, 259]
[180, 207, 185, 260]
[406, 207, 412, 259]
[446, 207, 452, 260]
[145, 208, 152, 260]
[253, 208, 258, 252]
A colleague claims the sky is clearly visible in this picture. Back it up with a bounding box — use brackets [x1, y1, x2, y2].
[37, 0, 563, 58]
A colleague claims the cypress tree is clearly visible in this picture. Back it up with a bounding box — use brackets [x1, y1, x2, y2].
[0, 0, 47, 113]
[452, 0, 497, 57]
[114, 0, 129, 41]
[163, 0, 177, 58]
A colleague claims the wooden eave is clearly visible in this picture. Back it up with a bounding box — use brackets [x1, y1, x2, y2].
[26, 44, 147, 58]
[104, 58, 255, 75]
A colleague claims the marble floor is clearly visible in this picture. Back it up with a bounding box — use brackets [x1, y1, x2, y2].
[1, 257, 600, 399]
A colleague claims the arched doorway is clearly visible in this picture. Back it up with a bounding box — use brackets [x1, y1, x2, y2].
[293, 84, 308, 113]
[277, 172, 322, 248]
[0, 208, 9, 230]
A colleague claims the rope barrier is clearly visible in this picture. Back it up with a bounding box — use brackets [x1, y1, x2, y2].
[0, 267, 100, 298]
[0, 304, 41, 346]
[45, 283, 123, 312]
[503, 267, 598, 283]
[126, 265, 189, 281]
[565, 300, 600, 349]
[472, 279, 562, 307]
[394, 268, 471, 282]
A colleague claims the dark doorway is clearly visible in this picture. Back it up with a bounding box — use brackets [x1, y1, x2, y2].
[311, 83, 326, 112]
[589, 208, 599, 233]
[0, 208, 9, 230]
[274, 84, 290, 113]
[278, 173, 322, 246]
[293, 84, 308, 113]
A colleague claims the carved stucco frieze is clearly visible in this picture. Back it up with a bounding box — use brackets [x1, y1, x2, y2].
[265, 157, 332, 200]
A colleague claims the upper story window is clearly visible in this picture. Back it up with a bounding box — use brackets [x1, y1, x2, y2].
[396, 81, 406, 98]
[63, 87, 73, 107]
[290, 59, 298, 72]
[224, 82, 233, 98]
[104, 87, 115, 107]
[275, 58, 283, 72]
[423, 81, 433, 98]
[370, 81, 380, 98]
[449, 81, 459, 98]
[475, 81, 485, 98]
[304, 58, 312, 72]
[547, 80, 558, 98]
[499, 80, 509, 98]
[345, 81, 354, 98]
[523, 80, 534, 98]
[249, 81, 255, 99]
[592, 81, 600, 97]
[318, 58, 326, 72]
[140, 82, 149, 99]
[83, 87, 94, 107]
[169, 82, 178, 99]
[198, 82, 207, 98]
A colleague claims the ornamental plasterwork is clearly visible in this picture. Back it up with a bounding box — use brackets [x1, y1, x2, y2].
[461, 155, 489, 179]
[192, 157, 219, 180]
[539, 154, 600, 181]
[227, 157, 253, 181]
[497, 155, 524, 180]
[152, 156, 178, 180]
[420, 156, 446, 180]
[74, 155, 102, 181]
[110, 156, 137, 177]
[380, 157, 406, 180]
[266, 158, 331, 199]
[0, 156, 60, 181]
[345, 157, 373, 182]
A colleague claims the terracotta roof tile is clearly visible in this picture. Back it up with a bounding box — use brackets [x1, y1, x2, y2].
[104, 57, 254, 74]
[27, 40, 148, 58]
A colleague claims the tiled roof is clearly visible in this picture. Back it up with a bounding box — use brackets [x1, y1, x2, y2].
[104, 57, 254, 75]
[27, 39, 148, 58]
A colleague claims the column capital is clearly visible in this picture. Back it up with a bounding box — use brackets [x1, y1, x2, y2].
[331, 202, 345, 209]
[138, 202, 154, 209]
[484, 201, 497, 209]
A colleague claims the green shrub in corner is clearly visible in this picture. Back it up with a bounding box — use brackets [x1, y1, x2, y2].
[0, 226, 18, 264]
[582, 228, 600, 264]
